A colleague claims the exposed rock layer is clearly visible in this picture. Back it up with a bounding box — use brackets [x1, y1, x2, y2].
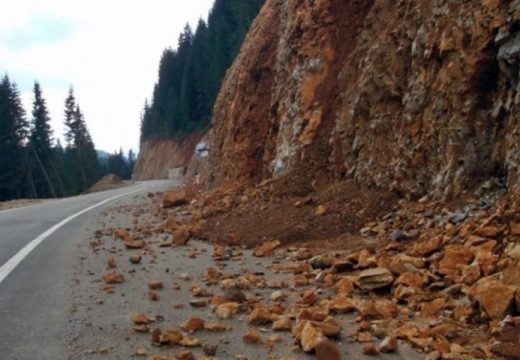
[204, 0, 520, 198]
[134, 132, 204, 181]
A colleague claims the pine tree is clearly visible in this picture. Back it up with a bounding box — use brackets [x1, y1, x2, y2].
[28, 82, 58, 198]
[63, 90, 99, 193]
[0, 75, 29, 200]
[140, 1, 265, 143]
[64, 87, 76, 147]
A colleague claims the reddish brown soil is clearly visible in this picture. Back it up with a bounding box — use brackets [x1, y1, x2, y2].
[190, 173, 398, 250]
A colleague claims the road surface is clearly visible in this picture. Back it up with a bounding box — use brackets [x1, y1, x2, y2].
[0, 180, 175, 360]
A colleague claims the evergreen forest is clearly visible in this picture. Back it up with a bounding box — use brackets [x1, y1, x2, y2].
[140, 0, 265, 142]
[0, 77, 134, 201]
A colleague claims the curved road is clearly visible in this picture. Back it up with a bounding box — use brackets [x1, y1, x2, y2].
[0, 180, 176, 360]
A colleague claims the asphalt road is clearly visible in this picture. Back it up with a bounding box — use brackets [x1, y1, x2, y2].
[0, 180, 176, 360]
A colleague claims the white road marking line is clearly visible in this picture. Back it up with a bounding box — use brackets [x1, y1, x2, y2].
[0, 187, 143, 285]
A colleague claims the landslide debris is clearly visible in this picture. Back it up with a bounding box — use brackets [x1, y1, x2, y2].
[86, 173, 125, 194]
[71, 177, 520, 359]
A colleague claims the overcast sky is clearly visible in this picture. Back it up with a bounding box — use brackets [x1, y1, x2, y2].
[0, 0, 215, 153]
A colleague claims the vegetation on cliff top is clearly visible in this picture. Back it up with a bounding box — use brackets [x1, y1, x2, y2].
[139, 0, 265, 143]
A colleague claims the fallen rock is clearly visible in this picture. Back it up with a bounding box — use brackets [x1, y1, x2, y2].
[172, 226, 190, 246]
[437, 245, 474, 276]
[330, 295, 356, 313]
[272, 317, 292, 331]
[214, 302, 239, 319]
[202, 343, 218, 356]
[107, 256, 116, 268]
[148, 281, 163, 290]
[378, 336, 398, 353]
[315, 338, 341, 360]
[315, 205, 327, 216]
[161, 189, 189, 208]
[102, 273, 125, 284]
[253, 240, 281, 257]
[270, 290, 286, 302]
[358, 267, 394, 291]
[124, 240, 146, 249]
[130, 313, 151, 325]
[115, 228, 133, 242]
[309, 254, 334, 269]
[363, 342, 378, 355]
[248, 307, 277, 325]
[189, 299, 207, 308]
[301, 322, 325, 352]
[181, 317, 205, 333]
[243, 329, 263, 344]
[333, 277, 355, 294]
[468, 277, 516, 320]
[129, 254, 142, 264]
[175, 351, 195, 360]
[204, 322, 231, 331]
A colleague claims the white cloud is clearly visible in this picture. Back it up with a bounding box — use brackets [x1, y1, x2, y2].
[1, 0, 215, 153]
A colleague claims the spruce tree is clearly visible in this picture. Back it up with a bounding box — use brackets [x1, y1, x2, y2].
[0, 75, 29, 200]
[28, 82, 58, 198]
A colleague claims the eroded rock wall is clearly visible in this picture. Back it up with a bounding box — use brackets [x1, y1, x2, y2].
[134, 132, 204, 181]
[205, 0, 520, 198]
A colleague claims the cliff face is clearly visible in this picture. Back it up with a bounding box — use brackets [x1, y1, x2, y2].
[205, 0, 520, 198]
[133, 132, 204, 181]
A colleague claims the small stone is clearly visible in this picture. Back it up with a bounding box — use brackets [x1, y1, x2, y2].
[243, 330, 263, 344]
[161, 189, 189, 208]
[175, 350, 195, 360]
[102, 273, 124, 284]
[203, 343, 218, 356]
[215, 302, 239, 319]
[475, 226, 501, 238]
[253, 240, 281, 257]
[272, 317, 292, 331]
[129, 254, 142, 264]
[124, 240, 146, 249]
[181, 317, 205, 333]
[270, 290, 286, 302]
[378, 336, 398, 353]
[189, 299, 207, 308]
[301, 322, 325, 352]
[468, 277, 516, 320]
[363, 343, 378, 355]
[133, 324, 149, 333]
[248, 307, 276, 325]
[135, 348, 147, 356]
[390, 229, 411, 241]
[224, 288, 246, 303]
[130, 313, 151, 325]
[330, 295, 356, 313]
[315, 338, 341, 360]
[205, 322, 231, 331]
[315, 205, 327, 216]
[309, 254, 333, 269]
[148, 281, 163, 290]
[107, 256, 116, 268]
[333, 277, 355, 294]
[148, 291, 159, 301]
[358, 267, 394, 291]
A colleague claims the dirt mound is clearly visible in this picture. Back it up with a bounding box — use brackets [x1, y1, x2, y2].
[87, 174, 125, 193]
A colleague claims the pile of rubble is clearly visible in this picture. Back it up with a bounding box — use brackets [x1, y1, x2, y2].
[145, 182, 520, 359]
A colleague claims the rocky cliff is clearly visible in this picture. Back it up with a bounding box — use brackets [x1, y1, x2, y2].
[205, 0, 520, 199]
[133, 132, 204, 181]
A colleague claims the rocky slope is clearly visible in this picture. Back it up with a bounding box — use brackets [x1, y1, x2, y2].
[204, 0, 520, 199]
[134, 132, 204, 181]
